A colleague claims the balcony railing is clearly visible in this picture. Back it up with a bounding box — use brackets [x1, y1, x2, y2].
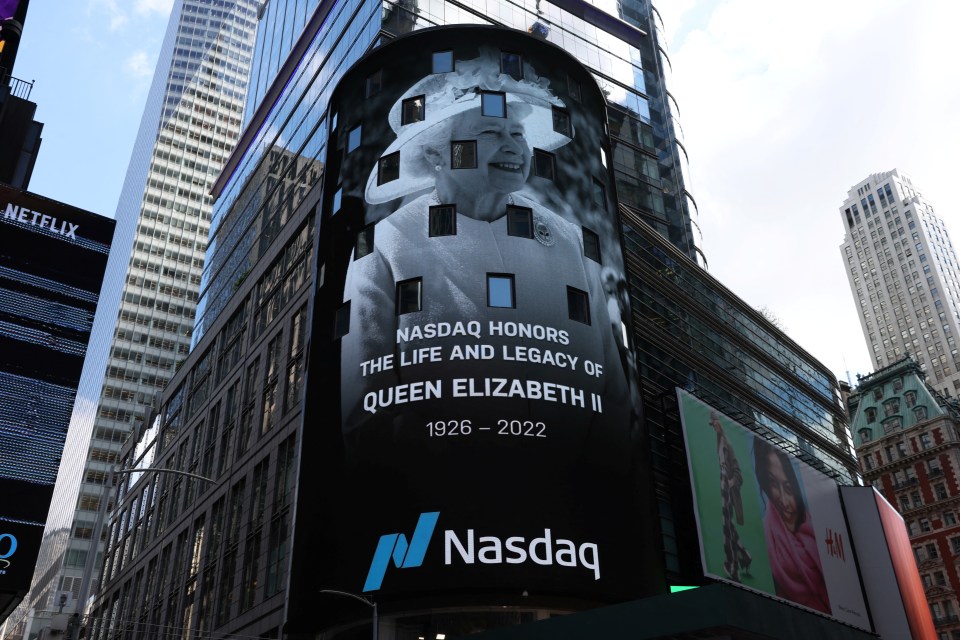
[1, 67, 33, 100]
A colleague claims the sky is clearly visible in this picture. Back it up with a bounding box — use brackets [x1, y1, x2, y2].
[10, 0, 960, 385]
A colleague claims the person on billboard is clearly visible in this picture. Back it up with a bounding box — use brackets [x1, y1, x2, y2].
[753, 438, 831, 614]
[710, 411, 751, 582]
[340, 50, 634, 448]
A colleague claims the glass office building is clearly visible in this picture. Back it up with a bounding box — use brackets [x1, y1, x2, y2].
[0, 2, 259, 638]
[86, 1, 863, 639]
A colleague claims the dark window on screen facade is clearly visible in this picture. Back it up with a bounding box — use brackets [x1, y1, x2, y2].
[487, 274, 515, 308]
[533, 149, 555, 181]
[366, 70, 382, 97]
[567, 75, 581, 102]
[347, 125, 362, 153]
[552, 107, 572, 137]
[500, 52, 522, 80]
[355, 225, 374, 259]
[592, 179, 606, 208]
[401, 95, 425, 125]
[429, 205, 456, 237]
[433, 50, 454, 73]
[451, 141, 477, 169]
[568, 287, 590, 324]
[506, 206, 533, 238]
[378, 151, 400, 184]
[396, 278, 422, 315]
[481, 91, 506, 118]
[334, 302, 351, 338]
[582, 227, 601, 263]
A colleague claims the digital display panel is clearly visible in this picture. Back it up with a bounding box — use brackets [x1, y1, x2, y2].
[677, 388, 869, 629]
[290, 26, 655, 630]
[0, 184, 113, 601]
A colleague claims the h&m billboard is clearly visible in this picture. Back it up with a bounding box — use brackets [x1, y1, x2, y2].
[290, 25, 656, 629]
[677, 388, 869, 629]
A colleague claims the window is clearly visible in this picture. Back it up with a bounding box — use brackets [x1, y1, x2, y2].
[366, 70, 382, 97]
[355, 225, 374, 259]
[951, 537, 960, 554]
[487, 274, 515, 308]
[506, 206, 533, 238]
[401, 95, 425, 125]
[936, 483, 948, 500]
[567, 287, 590, 325]
[927, 542, 939, 558]
[865, 407, 876, 423]
[921, 518, 931, 532]
[552, 106, 572, 137]
[582, 227, 601, 263]
[533, 149, 555, 181]
[396, 278, 423, 315]
[592, 180, 606, 208]
[378, 151, 400, 184]
[334, 302, 351, 338]
[567, 75, 581, 102]
[915, 406, 928, 421]
[500, 51, 522, 79]
[432, 50, 454, 73]
[481, 91, 506, 118]
[873, 387, 884, 401]
[451, 141, 477, 169]
[332, 185, 343, 213]
[429, 205, 456, 237]
[347, 125, 362, 153]
[945, 512, 957, 526]
[921, 433, 934, 449]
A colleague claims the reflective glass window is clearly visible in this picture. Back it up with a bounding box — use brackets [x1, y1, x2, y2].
[429, 205, 456, 237]
[500, 52, 522, 80]
[567, 287, 590, 324]
[451, 141, 477, 169]
[401, 95, 425, 125]
[506, 206, 533, 238]
[355, 225, 374, 259]
[481, 91, 506, 118]
[433, 50, 454, 73]
[378, 151, 400, 184]
[487, 274, 516, 308]
[396, 278, 423, 315]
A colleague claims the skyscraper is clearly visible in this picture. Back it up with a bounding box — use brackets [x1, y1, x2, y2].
[0, 1, 259, 637]
[840, 169, 960, 397]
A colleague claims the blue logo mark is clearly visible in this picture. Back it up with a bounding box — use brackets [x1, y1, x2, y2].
[363, 512, 439, 592]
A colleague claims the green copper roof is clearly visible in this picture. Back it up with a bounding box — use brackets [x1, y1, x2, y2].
[851, 360, 944, 446]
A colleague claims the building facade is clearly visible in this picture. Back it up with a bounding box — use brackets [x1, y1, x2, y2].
[0, 1, 260, 637]
[850, 357, 960, 639]
[0, 185, 114, 624]
[85, 9, 870, 640]
[841, 169, 960, 397]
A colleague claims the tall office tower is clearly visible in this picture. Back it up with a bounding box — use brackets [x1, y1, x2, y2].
[841, 169, 960, 397]
[84, 0, 889, 636]
[0, 1, 259, 638]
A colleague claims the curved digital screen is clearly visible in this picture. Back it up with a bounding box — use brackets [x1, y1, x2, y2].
[291, 26, 655, 629]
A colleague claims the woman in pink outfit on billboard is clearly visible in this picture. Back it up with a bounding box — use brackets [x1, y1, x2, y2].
[753, 438, 831, 614]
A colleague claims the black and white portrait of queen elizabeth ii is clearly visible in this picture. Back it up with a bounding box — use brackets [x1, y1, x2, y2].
[338, 48, 636, 452]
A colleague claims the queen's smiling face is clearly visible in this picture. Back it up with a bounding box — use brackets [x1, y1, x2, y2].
[426, 105, 533, 218]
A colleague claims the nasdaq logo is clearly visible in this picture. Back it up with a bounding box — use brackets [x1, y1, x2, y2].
[363, 512, 439, 592]
[0, 533, 17, 574]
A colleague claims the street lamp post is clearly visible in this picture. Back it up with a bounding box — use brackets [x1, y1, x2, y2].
[319, 589, 379, 640]
[72, 466, 217, 640]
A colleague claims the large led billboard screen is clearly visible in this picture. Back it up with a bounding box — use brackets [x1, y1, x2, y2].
[0, 184, 113, 615]
[290, 26, 655, 630]
[677, 388, 869, 629]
